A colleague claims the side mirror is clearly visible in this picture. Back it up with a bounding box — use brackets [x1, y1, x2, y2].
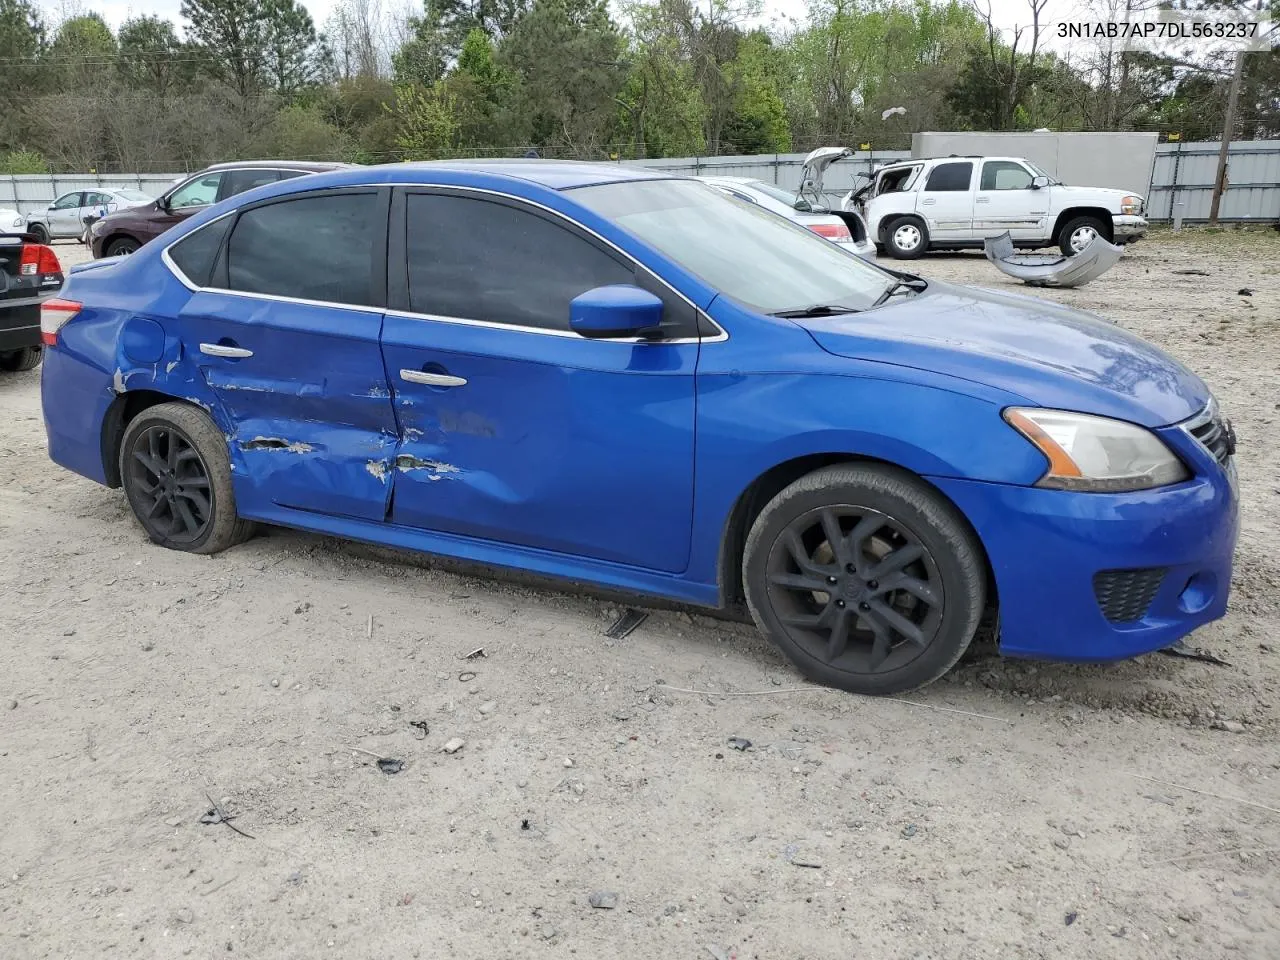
[793, 199, 813, 212]
[1031, 176, 1051, 190]
[570, 285, 664, 340]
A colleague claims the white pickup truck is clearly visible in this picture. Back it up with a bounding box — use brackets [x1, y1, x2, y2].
[845, 155, 1149, 259]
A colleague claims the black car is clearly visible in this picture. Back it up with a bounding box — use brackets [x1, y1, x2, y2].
[0, 232, 64, 372]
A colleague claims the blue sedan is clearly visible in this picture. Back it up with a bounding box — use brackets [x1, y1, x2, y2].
[38, 161, 1238, 694]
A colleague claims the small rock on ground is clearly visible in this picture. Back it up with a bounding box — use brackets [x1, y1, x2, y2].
[588, 890, 619, 909]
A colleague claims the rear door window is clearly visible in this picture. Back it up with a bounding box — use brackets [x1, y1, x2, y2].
[923, 162, 974, 192]
[225, 191, 379, 306]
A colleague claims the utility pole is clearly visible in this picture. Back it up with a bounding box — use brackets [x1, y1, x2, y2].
[1208, 51, 1245, 226]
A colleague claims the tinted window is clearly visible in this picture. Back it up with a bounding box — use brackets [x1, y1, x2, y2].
[405, 194, 632, 330]
[276, 169, 308, 181]
[573, 179, 894, 316]
[924, 162, 973, 192]
[52, 193, 82, 210]
[169, 174, 222, 209]
[981, 161, 1034, 191]
[221, 169, 281, 200]
[226, 192, 378, 306]
[168, 215, 232, 287]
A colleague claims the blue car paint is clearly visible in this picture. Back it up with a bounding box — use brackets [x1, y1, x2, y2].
[40, 160, 1238, 666]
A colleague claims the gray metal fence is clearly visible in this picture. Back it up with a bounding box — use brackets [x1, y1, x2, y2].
[4, 140, 1278, 223]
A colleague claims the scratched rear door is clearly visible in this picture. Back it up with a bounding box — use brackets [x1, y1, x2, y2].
[174, 187, 399, 521]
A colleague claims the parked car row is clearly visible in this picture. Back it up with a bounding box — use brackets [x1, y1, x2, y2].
[39, 159, 1236, 697]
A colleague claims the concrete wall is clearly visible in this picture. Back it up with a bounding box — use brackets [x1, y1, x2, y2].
[910, 131, 1160, 196]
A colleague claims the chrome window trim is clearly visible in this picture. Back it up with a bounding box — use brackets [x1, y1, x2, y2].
[160, 181, 729, 345]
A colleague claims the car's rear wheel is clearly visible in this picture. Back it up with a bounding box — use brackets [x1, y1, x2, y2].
[106, 237, 140, 257]
[119, 402, 255, 554]
[1057, 215, 1108, 257]
[0, 346, 42, 372]
[26, 223, 49, 245]
[885, 217, 928, 259]
[743, 464, 985, 695]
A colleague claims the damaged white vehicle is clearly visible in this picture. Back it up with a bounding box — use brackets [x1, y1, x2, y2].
[844, 156, 1149, 260]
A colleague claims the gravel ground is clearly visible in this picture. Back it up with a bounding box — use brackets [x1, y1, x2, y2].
[2, 230, 1278, 959]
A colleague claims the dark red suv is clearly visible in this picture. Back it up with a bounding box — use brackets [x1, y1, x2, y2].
[89, 160, 352, 259]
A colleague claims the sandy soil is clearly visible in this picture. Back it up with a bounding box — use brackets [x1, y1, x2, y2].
[2, 230, 1278, 960]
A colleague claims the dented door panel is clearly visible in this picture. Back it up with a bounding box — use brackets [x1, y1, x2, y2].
[177, 290, 398, 520]
[381, 314, 698, 574]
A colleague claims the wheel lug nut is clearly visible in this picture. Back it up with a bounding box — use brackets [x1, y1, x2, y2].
[827, 576, 837, 585]
[835, 599, 845, 608]
[858, 602, 870, 611]
[868, 580, 878, 589]
[845, 564, 856, 574]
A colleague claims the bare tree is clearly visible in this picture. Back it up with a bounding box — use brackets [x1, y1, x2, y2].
[968, 0, 1049, 129]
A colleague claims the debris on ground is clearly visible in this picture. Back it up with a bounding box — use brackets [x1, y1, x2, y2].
[462, 646, 486, 660]
[458, 671, 476, 683]
[199, 794, 255, 839]
[727, 737, 752, 751]
[1065, 911, 1079, 926]
[376, 758, 404, 774]
[409, 720, 430, 739]
[901, 824, 918, 839]
[1173, 269, 1211, 276]
[1211, 719, 1246, 733]
[1159, 639, 1232, 666]
[442, 738, 465, 753]
[604, 608, 648, 640]
[588, 890, 619, 909]
[783, 843, 822, 868]
[1238, 288, 1253, 296]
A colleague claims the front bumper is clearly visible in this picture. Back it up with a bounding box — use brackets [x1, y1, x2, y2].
[931, 428, 1237, 662]
[1113, 215, 1148, 242]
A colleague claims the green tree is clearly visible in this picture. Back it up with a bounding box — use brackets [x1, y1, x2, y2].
[181, 0, 270, 96]
[118, 15, 190, 95]
[0, 0, 45, 150]
[264, 0, 319, 96]
[721, 30, 789, 153]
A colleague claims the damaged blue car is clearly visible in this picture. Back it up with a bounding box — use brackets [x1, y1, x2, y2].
[40, 162, 1238, 694]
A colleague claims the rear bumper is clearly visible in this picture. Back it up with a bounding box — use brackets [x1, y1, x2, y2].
[0, 301, 43, 352]
[838, 238, 878, 261]
[1113, 215, 1148, 241]
[931, 445, 1237, 662]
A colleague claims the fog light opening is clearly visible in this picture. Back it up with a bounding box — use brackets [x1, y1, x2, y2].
[1178, 572, 1216, 615]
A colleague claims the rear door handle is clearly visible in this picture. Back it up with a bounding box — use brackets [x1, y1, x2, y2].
[920, 198, 936, 206]
[400, 369, 467, 388]
[975, 196, 990, 204]
[200, 343, 253, 359]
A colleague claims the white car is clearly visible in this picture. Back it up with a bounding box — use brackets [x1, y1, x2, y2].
[845, 155, 1149, 259]
[1, 208, 25, 233]
[24, 187, 155, 244]
[698, 174, 877, 260]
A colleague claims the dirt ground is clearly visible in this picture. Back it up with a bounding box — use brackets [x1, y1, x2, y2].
[2, 229, 1278, 960]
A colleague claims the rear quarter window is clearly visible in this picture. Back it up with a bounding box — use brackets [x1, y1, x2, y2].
[167, 215, 233, 287]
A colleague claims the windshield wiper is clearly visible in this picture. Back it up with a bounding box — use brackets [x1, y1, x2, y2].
[770, 304, 862, 319]
[873, 276, 927, 307]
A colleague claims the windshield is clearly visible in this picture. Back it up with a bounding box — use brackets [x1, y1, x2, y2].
[116, 189, 153, 202]
[572, 179, 892, 315]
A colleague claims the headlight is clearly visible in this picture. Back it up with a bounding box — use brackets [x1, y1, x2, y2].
[9, 215, 22, 229]
[1004, 408, 1188, 492]
[1121, 196, 1143, 216]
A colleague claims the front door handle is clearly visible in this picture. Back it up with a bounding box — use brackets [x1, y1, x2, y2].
[401, 369, 467, 388]
[920, 198, 936, 206]
[975, 196, 990, 204]
[200, 343, 253, 359]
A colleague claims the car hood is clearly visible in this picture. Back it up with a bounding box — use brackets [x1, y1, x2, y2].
[1051, 184, 1142, 203]
[800, 281, 1207, 428]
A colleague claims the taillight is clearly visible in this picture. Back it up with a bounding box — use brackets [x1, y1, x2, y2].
[41, 298, 82, 346]
[809, 222, 853, 242]
[19, 243, 62, 277]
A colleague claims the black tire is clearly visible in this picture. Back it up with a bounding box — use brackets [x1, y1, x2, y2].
[118, 401, 256, 554]
[106, 236, 140, 258]
[1057, 215, 1108, 257]
[743, 463, 985, 695]
[885, 217, 928, 259]
[0, 346, 42, 372]
[26, 223, 49, 245]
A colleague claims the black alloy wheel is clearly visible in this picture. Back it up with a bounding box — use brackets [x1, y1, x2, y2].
[125, 423, 214, 545]
[766, 506, 943, 675]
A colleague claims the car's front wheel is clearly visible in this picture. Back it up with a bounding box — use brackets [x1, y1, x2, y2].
[885, 217, 928, 259]
[0, 346, 42, 372]
[106, 237, 140, 258]
[119, 402, 256, 554]
[743, 464, 986, 695]
[26, 223, 49, 245]
[1057, 215, 1108, 257]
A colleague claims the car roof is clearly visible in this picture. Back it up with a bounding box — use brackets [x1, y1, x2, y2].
[697, 175, 757, 185]
[200, 160, 354, 173]
[379, 159, 681, 190]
